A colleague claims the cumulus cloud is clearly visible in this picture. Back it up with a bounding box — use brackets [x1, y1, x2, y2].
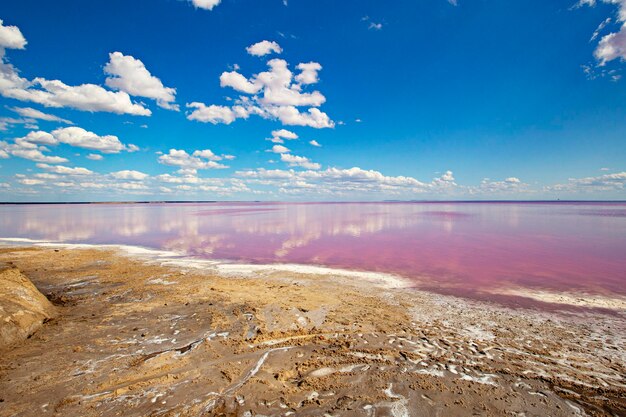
[220, 71, 262, 94]
[440, 170, 455, 182]
[86, 153, 103, 160]
[237, 166, 430, 195]
[1, 133, 68, 163]
[36, 163, 93, 175]
[0, 66, 151, 115]
[0, 20, 151, 116]
[0, 116, 39, 131]
[187, 53, 334, 128]
[246, 40, 283, 56]
[270, 144, 290, 153]
[158, 149, 230, 170]
[280, 153, 321, 169]
[595, 25, 626, 64]
[0, 19, 27, 50]
[272, 129, 298, 140]
[110, 170, 149, 180]
[546, 171, 626, 192]
[18, 178, 44, 186]
[1, 126, 137, 166]
[256, 59, 326, 107]
[104, 52, 178, 110]
[50, 127, 136, 154]
[0, 138, 68, 163]
[189, 0, 222, 10]
[580, 0, 626, 65]
[8, 106, 73, 124]
[185, 102, 249, 124]
[295, 62, 322, 85]
[309, 139, 321, 147]
[263, 106, 334, 128]
[467, 177, 528, 195]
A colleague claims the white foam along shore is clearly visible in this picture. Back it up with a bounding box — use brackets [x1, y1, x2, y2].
[0, 237, 412, 290]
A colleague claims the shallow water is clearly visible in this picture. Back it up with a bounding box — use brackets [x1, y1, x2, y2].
[0, 202, 625, 303]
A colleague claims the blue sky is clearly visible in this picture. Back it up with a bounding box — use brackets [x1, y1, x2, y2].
[0, 0, 625, 201]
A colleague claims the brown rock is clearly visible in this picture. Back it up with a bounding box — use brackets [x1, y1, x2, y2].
[0, 267, 56, 350]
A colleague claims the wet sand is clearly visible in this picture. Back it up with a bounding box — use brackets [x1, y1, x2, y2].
[0, 245, 624, 416]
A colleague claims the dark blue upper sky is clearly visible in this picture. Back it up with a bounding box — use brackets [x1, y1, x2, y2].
[0, 0, 624, 200]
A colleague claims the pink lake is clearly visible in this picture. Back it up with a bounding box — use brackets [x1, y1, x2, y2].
[1, 202, 625, 310]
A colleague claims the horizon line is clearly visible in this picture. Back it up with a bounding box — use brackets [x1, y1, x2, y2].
[1, 200, 626, 205]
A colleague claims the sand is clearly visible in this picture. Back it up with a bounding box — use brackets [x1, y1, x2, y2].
[0, 245, 624, 416]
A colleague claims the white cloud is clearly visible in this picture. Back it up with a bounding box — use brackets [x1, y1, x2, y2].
[362, 16, 383, 30]
[309, 139, 321, 147]
[2, 77, 152, 116]
[87, 153, 103, 160]
[187, 54, 334, 128]
[467, 177, 528, 195]
[0, 21, 151, 116]
[591, 17, 612, 41]
[192, 149, 225, 161]
[580, 0, 626, 65]
[4, 127, 136, 165]
[0, 115, 41, 131]
[9, 147, 68, 164]
[295, 62, 322, 85]
[237, 166, 429, 195]
[270, 144, 290, 153]
[18, 178, 44, 186]
[50, 127, 136, 154]
[272, 129, 298, 139]
[158, 149, 229, 170]
[220, 71, 262, 94]
[256, 59, 326, 107]
[8, 106, 72, 124]
[0, 19, 27, 50]
[111, 170, 149, 180]
[0, 135, 68, 163]
[440, 170, 455, 182]
[186, 102, 248, 124]
[546, 171, 626, 192]
[264, 105, 334, 128]
[189, 0, 222, 10]
[17, 130, 56, 145]
[246, 40, 283, 57]
[280, 153, 321, 169]
[104, 52, 178, 110]
[595, 24, 626, 64]
[37, 163, 93, 175]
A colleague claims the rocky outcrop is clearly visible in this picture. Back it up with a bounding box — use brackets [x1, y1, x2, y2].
[0, 267, 55, 350]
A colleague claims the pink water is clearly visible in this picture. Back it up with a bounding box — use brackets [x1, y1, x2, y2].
[1, 202, 625, 308]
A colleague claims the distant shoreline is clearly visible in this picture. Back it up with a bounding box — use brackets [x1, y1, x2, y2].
[1, 200, 625, 205]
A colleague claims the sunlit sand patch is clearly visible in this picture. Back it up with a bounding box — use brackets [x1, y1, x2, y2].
[493, 287, 626, 310]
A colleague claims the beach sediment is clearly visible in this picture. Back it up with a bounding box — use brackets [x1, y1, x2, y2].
[0, 245, 624, 416]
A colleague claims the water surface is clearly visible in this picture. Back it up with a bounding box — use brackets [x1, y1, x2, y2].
[1, 202, 624, 307]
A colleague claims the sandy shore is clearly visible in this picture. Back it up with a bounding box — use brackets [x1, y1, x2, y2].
[0, 245, 624, 416]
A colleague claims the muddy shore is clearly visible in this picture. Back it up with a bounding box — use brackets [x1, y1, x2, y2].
[0, 246, 624, 416]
